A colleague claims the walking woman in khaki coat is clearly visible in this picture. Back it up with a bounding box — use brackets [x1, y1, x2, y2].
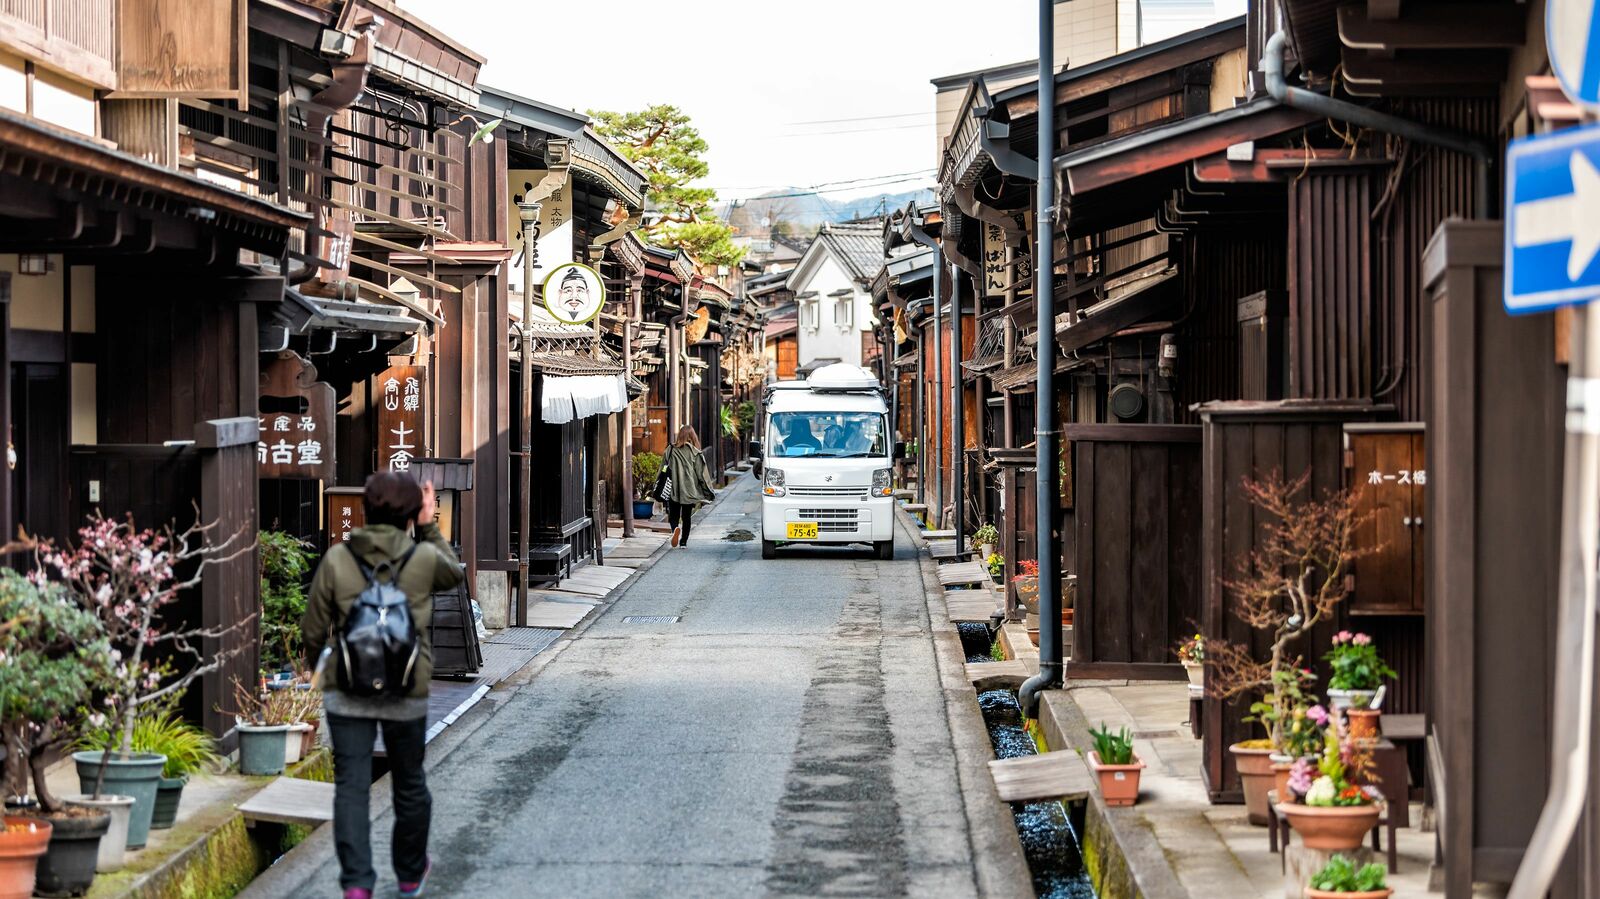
[660, 425, 717, 546]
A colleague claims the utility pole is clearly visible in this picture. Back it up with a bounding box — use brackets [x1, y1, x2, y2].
[515, 199, 541, 628]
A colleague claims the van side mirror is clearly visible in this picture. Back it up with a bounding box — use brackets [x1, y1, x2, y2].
[894, 441, 907, 460]
[748, 439, 763, 457]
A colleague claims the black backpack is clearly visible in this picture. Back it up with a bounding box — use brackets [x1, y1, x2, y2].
[335, 545, 421, 697]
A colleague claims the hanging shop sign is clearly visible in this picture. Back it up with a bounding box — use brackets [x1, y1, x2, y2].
[982, 222, 1008, 296]
[377, 364, 427, 473]
[542, 262, 606, 325]
[324, 487, 366, 547]
[259, 351, 336, 480]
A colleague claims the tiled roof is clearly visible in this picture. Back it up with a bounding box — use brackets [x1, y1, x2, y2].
[815, 220, 886, 283]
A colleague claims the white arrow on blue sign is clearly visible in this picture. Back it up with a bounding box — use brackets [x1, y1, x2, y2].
[1548, 0, 1600, 108]
[1505, 123, 1600, 314]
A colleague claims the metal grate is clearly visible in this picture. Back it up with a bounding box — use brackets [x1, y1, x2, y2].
[621, 616, 680, 623]
[799, 508, 860, 520]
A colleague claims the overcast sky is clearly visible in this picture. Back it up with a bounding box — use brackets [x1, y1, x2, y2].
[405, 0, 1243, 204]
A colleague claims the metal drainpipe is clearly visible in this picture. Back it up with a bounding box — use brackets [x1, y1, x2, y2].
[1019, 0, 1062, 719]
[933, 272, 944, 527]
[950, 260, 965, 557]
[915, 316, 926, 506]
[1262, 30, 1494, 218]
[515, 202, 542, 628]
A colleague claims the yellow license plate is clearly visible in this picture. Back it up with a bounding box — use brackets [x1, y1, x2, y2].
[787, 522, 819, 540]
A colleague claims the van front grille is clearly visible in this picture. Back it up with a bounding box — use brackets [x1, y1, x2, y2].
[798, 508, 859, 521]
[788, 486, 868, 497]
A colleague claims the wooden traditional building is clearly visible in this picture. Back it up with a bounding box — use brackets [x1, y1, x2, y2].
[923, 1, 1600, 891]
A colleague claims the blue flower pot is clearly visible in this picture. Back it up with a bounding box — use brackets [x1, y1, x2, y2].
[633, 500, 656, 520]
[72, 751, 165, 850]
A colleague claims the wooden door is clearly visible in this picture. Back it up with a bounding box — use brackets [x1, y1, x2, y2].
[11, 364, 69, 546]
[1346, 428, 1425, 614]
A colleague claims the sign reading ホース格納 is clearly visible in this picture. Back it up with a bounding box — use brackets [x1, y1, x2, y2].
[1504, 124, 1600, 313]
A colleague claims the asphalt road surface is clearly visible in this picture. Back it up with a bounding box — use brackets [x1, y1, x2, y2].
[254, 476, 1001, 897]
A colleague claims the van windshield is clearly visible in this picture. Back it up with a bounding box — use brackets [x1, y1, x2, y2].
[768, 412, 887, 458]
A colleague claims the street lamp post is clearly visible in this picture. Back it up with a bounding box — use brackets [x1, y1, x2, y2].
[516, 199, 542, 627]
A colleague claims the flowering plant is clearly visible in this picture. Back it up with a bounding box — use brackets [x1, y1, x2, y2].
[1282, 701, 1329, 759]
[0, 568, 110, 812]
[1011, 558, 1039, 582]
[1300, 729, 1380, 807]
[1175, 633, 1205, 664]
[1245, 666, 1319, 752]
[1324, 631, 1396, 694]
[986, 553, 1005, 578]
[972, 524, 999, 547]
[34, 513, 255, 798]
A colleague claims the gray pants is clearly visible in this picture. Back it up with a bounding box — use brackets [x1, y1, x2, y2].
[328, 714, 430, 890]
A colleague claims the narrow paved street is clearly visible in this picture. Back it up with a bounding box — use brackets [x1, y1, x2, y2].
[263, 477, 993, 897]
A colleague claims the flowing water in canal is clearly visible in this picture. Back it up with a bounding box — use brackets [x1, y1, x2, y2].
[957, 621, 1096, 899]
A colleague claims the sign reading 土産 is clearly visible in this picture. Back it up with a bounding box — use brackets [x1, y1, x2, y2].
[377, 365, 427, 473]
[259, 351, 336, 480]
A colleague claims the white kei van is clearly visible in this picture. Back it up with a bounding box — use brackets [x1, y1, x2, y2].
[753, 363, 902, 560]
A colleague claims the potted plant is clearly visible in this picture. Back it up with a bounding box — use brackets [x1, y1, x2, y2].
[1087, 723, 1144, 807]
[632, 452, 664, 520]
[0, 568, 114, 893]
[268, 684, 322, 766]
[1272, 683, 1329, 802]
[0, 817, 52, 899]
[1277, 730, 1383, 851]
[36, 513, 256, 851]
[224, 678, 291, 776]
[985, 552, 1005, 582]
[1325, 631, 1396, 739]
[1012, 559, 1040, 616]
[77, 710, 217, 832]
[1206, 472, 1373, 826]
[1305, 854, 1392, 898]
[972, 524, 999, 561]
[1175, 633, 1205, 688]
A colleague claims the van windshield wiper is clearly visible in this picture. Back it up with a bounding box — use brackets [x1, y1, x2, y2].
[810, 451, 879, 458]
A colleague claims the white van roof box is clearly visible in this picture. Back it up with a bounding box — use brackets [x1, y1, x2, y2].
[805, 363, 880, 392]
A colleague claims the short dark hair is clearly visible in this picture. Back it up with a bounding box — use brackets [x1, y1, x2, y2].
[364, 471, 422, 528]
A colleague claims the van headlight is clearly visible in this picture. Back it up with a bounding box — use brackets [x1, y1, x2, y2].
[872, 468, 892, 497]
[763, 467, 785, 497]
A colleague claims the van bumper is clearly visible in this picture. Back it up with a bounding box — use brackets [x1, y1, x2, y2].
[760, 495, 895, 544]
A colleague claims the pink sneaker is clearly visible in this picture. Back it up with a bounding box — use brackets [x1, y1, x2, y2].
[398, 858, 432, 897]
[343, 890, 372, 899]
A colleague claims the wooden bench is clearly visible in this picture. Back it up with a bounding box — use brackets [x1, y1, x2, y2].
[527, 543, 572, 584]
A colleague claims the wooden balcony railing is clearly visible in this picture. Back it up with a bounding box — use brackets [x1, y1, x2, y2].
[0, 0, 116, 89]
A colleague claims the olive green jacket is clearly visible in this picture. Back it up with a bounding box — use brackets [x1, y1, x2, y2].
[664, 444, 716, 506]
[301, 521, 463, 699]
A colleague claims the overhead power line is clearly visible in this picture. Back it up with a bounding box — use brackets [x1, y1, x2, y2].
[783, 111, 933, 126]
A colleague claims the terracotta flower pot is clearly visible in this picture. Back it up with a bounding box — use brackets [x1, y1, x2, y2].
[1278, 801, 1382, 851]
[1346, 708, 1381, 741]
[1090, 751, 1145, 807]
[0, 815, 52, 899]
[1305, 889, 1392, 899]
[1230, 743, 1277, 825]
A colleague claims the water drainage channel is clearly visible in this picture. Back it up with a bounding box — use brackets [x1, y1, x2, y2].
[957, 621, 1096, 899]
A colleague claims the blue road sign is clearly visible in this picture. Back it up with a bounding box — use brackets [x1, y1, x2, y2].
[1505, 123, 1600, 314]
[1548, 0, 1600, 108]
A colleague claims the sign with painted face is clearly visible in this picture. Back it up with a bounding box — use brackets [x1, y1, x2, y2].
[543, 262, 606, 325]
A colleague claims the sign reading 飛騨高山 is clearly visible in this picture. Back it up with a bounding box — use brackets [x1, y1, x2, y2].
[378, 365, 427, 473]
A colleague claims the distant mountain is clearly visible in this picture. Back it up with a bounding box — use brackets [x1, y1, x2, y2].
[723, 187, 935, 239]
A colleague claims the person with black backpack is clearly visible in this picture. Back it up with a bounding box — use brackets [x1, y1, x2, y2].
[302, 471, 463, 899]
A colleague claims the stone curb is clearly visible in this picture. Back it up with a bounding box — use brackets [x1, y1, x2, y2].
[897, 507, 1036, 898]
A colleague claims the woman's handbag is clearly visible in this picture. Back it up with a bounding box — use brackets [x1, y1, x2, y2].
[655, 469, 673, 503]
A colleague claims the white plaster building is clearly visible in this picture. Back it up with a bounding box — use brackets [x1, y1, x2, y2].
[785, 221, 885, 374]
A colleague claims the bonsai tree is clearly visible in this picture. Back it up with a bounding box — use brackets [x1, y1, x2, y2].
[1206, 471, 1374, 750]
[631, 452, 663, 501]
[34, 512, 256, 796]
[0, 569, 109, 812]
